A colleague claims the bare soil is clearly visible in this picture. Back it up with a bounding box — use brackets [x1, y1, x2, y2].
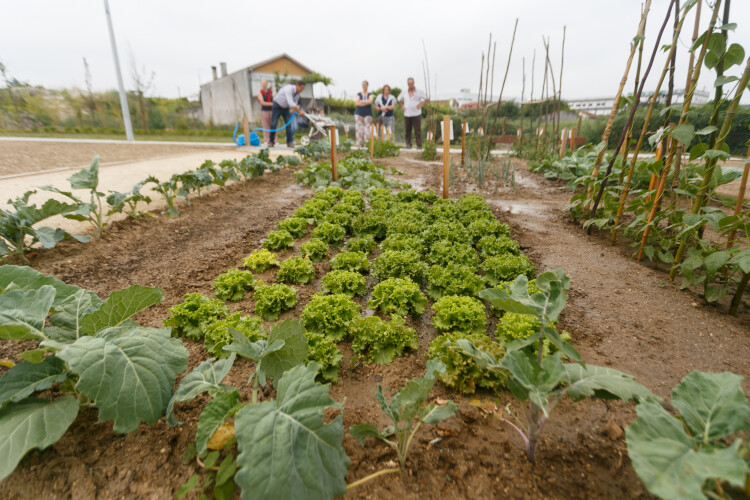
[0, 140, 232, 176]
[1, 154, 749, 499]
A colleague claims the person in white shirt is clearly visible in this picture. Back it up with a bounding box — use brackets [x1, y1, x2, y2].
[397, 77, 428, 149]
[374, 85, 397, 139]
[270, 81, 306, 147]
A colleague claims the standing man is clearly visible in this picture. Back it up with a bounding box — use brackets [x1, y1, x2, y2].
[256, 79, 273, 146]
[398, 77, 428, 149]
[270, 80, 306, 148]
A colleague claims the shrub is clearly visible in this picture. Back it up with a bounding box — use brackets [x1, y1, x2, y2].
[372, 250, 428, 283]
[253, 283, 298, 321]
[368, 277, 427, 317]
[204, 313, 265, 357]
[476, 235, 520, 257]
[427, 332, 508, 393]
[373, 140, 401, 158]
[481, 254, 536, 286]
[301, 293, 361, 342]
[263, 229, 295, 251]
[432, 295, 486, 335]
[349, 315, 418, 364]
[321, 270, 368, 297]
[164, 293, 229, 339]
[299, 238, 329, 262]
[330, 250, 370, 274]
[305, 331, 343, 383]
[425, 240, 479, 269]
[426, 264, 484, 300]
[243, 248, 280, 273]
[379, 234, 424, 254]
[277, 217, 309, 238]
[344, 235, 376, 255]
[421, 140, 437, 161]
[311, 222, 347, 246]
[467, 219, 510, 243]
[212, 268, 256, 301]
[276, 256, 316, 284]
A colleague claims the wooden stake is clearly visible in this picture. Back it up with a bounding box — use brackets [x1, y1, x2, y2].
[558, 26, 566, 137]
[243, 116, 249, 147]
[369, 123, 375, 159]
[726, 144, 750, 249]
[329, 125, 337, 181]
[461, 120, 466, 166]
[559, 128, 567, 158]
[486, 18, 518, 159]
[442, 115, 450, 199]
[569, 125, 575, 150]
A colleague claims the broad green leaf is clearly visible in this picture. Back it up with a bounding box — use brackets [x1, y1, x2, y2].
[260, 319, 308, 384]
[543, 326, 581, 362]
[215, 455, 237, 486]
[234, 363, 350, 500]
[0, 396, 79, 482]
[0, 356, 68, 407]
[562, 364, 656, 402]
[501, 350, 564, 412]
[176, 474, 200, 499]
[420, 400, 459, 425]
[694, 126, 717, 136]
[166, 354, 236, 425]
[479, 286, 537, 316]
[34, 227, 65, 249]
[723, 43, 745, 68]
[393, 358, 445, 423]
[714, 75, 738, 87]
[48, 288, 99, 337]
[349, 423, 385, 445]
[671, 371, 749, 441]
[0, 286, 56, 340]
[455, 338, 504, 370]
[17, 349, 46, 364]
[626, 401, 748, 500]
[701, 149, 730, 161]
[195, 390, 242, 455]
[68, 156, 100, 190]
[58, 326, 188, 433]
[79, 285, 163, 335]
[704, 250, 731, 275]
[670, 124, 695, 145]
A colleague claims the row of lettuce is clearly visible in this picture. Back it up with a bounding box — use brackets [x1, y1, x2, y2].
[0, 150, 298, 262]
[0, 155, 747, 499]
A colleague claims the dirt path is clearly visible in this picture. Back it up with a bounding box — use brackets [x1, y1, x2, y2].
[1, 155, 748, 499]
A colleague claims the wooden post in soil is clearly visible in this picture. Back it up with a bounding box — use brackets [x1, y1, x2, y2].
[559, 128, 567, 158]
[461, 120, 467, 166]
[585, 0, 652, 208]
[329, 126, 338, 182]
[569, 125, 575, 151]
[726, 144, 750, 249]
[442, 116, 450, 199]
[369, 123, 375, 159]
[243, 116, 249, 147]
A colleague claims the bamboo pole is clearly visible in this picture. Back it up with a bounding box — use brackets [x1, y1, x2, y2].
[369, 123, 375, 159]
[461, 120, 467, 166]
[543, 37, 557, 136]
[589, 0, 673, 225]
[610, 2, 693, 244]
[585, 0, 652, 208]
[483, 34, 492, 128]
[726, 144, 750, 249]
[521, 57, 526, 137]
[490, 41, 497, 103]
[557, 26, 566, 136]
[477, 53, 485, 115]
[329, 125, 337, 182]
[442, 116, 450, 199]
[559, 128, 568, 158]
[486, 18, 518, 160]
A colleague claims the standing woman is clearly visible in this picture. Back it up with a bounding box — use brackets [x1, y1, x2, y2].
[374, 85, 396, 139]
[257, 80, 273, 146]
[354, 80, 373, 147]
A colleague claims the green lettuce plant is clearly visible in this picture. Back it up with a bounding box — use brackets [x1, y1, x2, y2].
[299, 238, 329, 262]
[305, 331, 343, 383]
[425, 240, 478, 269]
[481, 254, 536, 286]
[368, 277, 427, 317]
[204, 313, 265, 358]
[311, 222, 346, 246]
[467, 219, 510, 243]
[476, 235, 521, 257]
[349, 315, 419, 365]
[423, 221, 470, 245]
[330, 250, 370, 274]
[253, 283, 298, 321]
[0, 265, 188, 483]
[372, 250, 428, 283]
[427, 332, 507, 394]
[277, 217, 309, 238]
[379, 234, 425, 255]
[321, 270, 367, 297]
[301, 293, 360, 342]
[165, 293, 229, 339]
[243, 248, 280, 273]
[432, 295, 487, 335]
[426, 264, 484, 300]
[344, 235, 376, 255]
[213, 269, 256, 301]
[263, 230, 295, 251]
[626, 371, 750, 500]
[322, 212, 354, 233]
[350, 359, 458, 466]
[352, 211, 390, 240]
[276, 257, 316, 285]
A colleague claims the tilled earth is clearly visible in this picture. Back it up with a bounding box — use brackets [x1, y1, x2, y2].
[1, 155, 748, 499]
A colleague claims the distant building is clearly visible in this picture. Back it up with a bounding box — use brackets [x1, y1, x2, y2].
[199, 54, 315, 126]
[567, 88, 710, 116]
[440, 88, 475, 107]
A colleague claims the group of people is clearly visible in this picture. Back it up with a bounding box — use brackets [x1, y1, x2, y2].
[254, 77, 429, 150]
[353, 77, 428, 149]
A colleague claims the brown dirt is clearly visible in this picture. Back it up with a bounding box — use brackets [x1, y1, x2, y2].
[1, 154, 749, 499]
[0, 140, 232, 176]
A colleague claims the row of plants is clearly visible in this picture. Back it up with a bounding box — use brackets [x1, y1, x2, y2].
[295, 149, 407, 191]
[0, 150, 298, 263]
[527, 2, 750, 313]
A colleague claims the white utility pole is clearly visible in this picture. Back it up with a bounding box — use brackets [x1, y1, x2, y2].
[103, 0, 134, 141]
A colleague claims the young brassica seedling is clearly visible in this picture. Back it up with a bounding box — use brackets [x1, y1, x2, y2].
[350, 358, 458, 466]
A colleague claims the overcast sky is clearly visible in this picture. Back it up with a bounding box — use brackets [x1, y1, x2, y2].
[1, 0, 748, 103]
